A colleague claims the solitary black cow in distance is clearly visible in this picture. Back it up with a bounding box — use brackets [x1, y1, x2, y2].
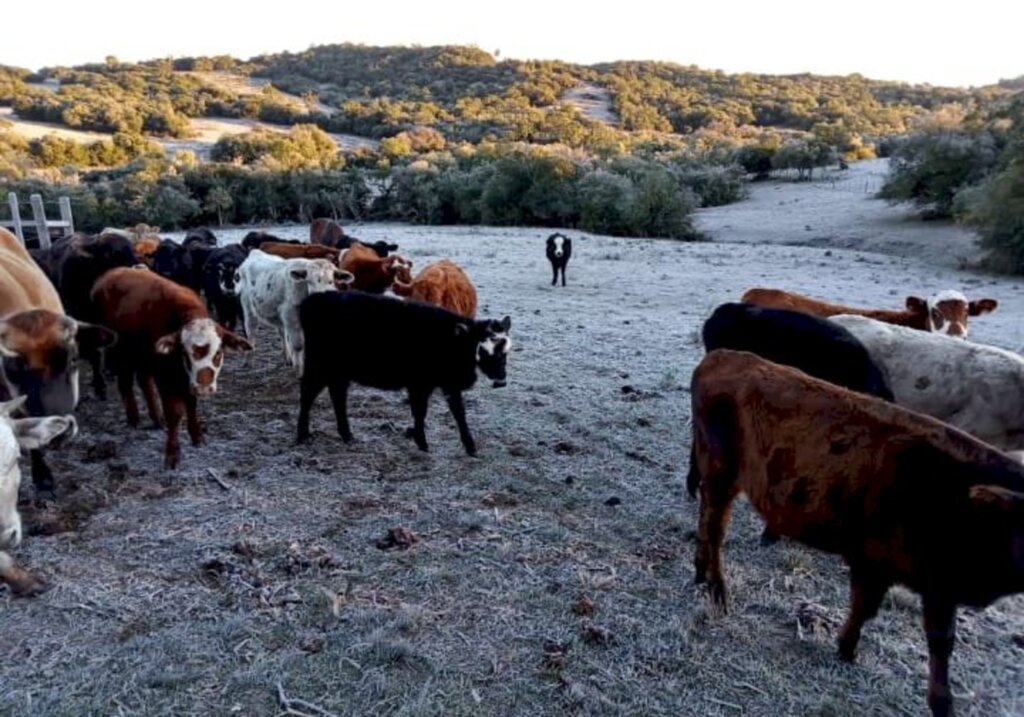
[297, 291, 512, 456]
[546, 233, 572, 286]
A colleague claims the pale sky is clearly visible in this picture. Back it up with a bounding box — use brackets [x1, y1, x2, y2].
[3, 0, 1021, 87]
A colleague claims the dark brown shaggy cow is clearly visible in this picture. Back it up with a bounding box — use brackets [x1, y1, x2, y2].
[741, 287, 997, 338]
[310, 218, 346, 247]
[392, 260, 477, 318]
[91, 268, 251, 468]
[691, 349, 1024, 717]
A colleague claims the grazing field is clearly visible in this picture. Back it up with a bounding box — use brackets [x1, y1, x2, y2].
[3, 201, 1024, 714]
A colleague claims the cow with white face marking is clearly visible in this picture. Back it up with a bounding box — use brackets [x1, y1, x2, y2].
[924, 290, 997, 338]
[546, 233, 572, 287]
[91, 267, 252, 469]
[0, 396, 76, 596]
[201, 244, 249, 331]
[237, 249, 352, 375]
[298, 291, 512, 455]
[742, 287, 997, 340]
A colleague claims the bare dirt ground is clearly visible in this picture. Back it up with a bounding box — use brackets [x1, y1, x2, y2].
[561, 84, 619, 126]
[3, 189, 1024, 715]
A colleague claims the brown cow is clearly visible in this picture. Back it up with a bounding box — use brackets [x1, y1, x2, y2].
[0, 227, 112, 491]
[392, 260, 477, 318]
[339, 243, 413, 294]
[310, 218, 346, 247]
[691, 349, 1024, 717]
[258, 241, 341, 263]
[91, 267, 252, 468]
[741, 287, 997, 338]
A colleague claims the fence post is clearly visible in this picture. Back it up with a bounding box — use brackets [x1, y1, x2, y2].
[57, 196, 74, 237]
[6, 192, 24, 244]
[29, 194, 51, 250]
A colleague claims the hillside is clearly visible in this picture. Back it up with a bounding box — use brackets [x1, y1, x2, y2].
[0, 45, 1011, 155]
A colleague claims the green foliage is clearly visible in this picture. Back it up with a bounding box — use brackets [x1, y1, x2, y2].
[772, 138, 837, 180]
[968, 160, 1024, 270]
[879, 131, 1000, 217]
[210, 125, 341, 170]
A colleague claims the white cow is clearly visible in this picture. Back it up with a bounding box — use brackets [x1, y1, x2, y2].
[237, 250, 352, 375]
[831, 314, 1024, 451]
[0, 396, 76, 596]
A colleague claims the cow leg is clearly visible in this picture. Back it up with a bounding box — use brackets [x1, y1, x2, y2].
[162, 393, 186, 470]
[550, 264, 558, 286]
[837, 568, 891, 662]
[444, 390, 476, 456]
[408, 388, 432, 452]
[297, 371, 327, 444]
[185, 393, 203, 446]
[561, 266, 566, 287]
[327, 380, 353, 442]
[140, 373, 164, 428]
[88, 348, 107, 400]
[923, 597, 957, 717]
[30, 450, 54, 493]
[117, 368, 140, 428]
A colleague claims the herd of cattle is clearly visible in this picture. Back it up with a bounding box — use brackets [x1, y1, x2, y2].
[0, 219, 512, 594]
[0, 216, 1022, 714]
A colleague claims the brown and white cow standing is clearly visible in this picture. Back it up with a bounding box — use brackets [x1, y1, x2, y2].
[0, 227, 113, 491]
[691, 349, 1024, 717]
[741, 287, 997, 338]
[91, 267, 252, 468]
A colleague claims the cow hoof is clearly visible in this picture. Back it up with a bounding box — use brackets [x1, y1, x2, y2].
[837, 641, 857, 664]
[464, 444, 478, 457]
[760, 529, 781, 546]
[403, 427, 416, 439]
[32, 470, 55, 494]
[148, 422, 163, 431]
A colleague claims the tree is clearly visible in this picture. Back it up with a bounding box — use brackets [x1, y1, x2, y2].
[203, 185, 234, 226]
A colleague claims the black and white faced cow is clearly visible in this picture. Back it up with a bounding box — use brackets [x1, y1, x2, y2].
[546, 233, 572, 287]
[297, 291, 512, 456]
[201, 245, 250, 331]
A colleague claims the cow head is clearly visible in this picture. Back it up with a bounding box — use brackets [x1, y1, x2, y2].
[387, 255, 414, 286]
[0, 310, 116, 416]
[218, 262, 241, 296]
[906, 291, 998, 338]
[368, 240, 400, 258]
[155, 319, 252, 397]
[289, 258, 340, 298]
[547, 233, 570, 259]
[0, 396, 76, 549]
[466, 316, 512, 388]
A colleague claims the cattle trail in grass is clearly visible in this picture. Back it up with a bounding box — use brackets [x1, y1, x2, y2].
[3, 221, 1024, 716]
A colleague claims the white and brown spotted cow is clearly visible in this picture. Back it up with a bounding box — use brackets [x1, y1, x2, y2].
[741, 287, 997, 339]
[237, 249, 352, 375]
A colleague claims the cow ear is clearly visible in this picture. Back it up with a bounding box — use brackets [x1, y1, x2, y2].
[74, 321, 117, 350]
[969, 298, 998, 316]
[905, 296, 927, 313]
[0, 321, 18, 358]
[969, 485, 1024, 514]
[290, 268, 308, 281]
[0, 395, 27, 417]
[11, 415, 77, 450]
[218, 327, 253, 353]
[155, 333, 180, 354]
[499, 316, 511, 331]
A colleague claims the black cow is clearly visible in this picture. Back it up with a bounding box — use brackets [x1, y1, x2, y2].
[546, 233, 572, 287]
[241, 231, 299, 250]
[183, 228, 218, 247]
[351, 239, 400, 258]
[297, 291, 512, 456]
[201, 244, 249, 331]
[152, 239, 197, 291]
[313, 223, 398, 258]
[688, 302, 896, 543]
[37, 232, 138, 399]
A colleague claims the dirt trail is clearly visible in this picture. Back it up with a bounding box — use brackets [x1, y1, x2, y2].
[560, 83, 619, 125]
